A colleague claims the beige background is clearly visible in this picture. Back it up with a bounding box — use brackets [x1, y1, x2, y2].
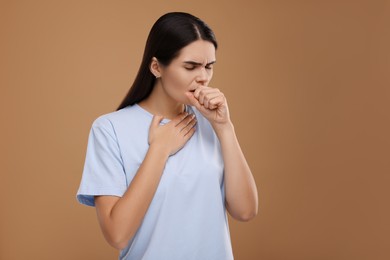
[1, 0, 389, 259]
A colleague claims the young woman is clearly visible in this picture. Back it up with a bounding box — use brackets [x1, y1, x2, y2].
[77, 12, 258, 260]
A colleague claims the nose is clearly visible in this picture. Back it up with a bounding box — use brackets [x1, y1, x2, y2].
[195, 67, 209, 85]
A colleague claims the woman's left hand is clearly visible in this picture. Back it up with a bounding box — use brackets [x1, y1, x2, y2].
[185, 86, 231, 130]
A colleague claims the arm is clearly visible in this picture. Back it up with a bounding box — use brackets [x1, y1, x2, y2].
[186, 88, 258, 222]
[95, 113, 197, 250]
[214, 122, 258, 222]
[95, 143, 169, 250]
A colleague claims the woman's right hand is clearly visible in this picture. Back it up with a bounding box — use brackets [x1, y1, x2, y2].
[148, 112, 197, 156]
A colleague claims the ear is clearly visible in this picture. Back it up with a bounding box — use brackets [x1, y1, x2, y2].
[150, 57, 162, 78]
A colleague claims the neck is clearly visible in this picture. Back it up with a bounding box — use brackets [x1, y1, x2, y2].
[138, 82, 185, 119]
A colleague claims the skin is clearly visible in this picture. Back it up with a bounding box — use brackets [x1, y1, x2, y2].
[94, 39, 258, 250]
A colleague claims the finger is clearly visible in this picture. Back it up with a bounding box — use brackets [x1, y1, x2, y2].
[197, 88, 217, 105]
[203, 92, 222, 109]
[172, 111, 189, 126]
[208, 95, 225, 110]
[183, 118, 197, 137]
[193, 86, 208, 99]
[178, 113, 196, 130]
[183, 125, 196, 140]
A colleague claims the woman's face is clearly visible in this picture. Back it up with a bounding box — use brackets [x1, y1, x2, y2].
[158, 40, 216, 105]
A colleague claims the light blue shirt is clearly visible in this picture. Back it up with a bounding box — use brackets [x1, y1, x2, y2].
[77, 104, 234, 260]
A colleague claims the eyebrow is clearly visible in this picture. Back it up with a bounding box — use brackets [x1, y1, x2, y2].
[183, 60, 216, 66]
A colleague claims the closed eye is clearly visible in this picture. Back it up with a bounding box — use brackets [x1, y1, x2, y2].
[183, 60, 216, 71]
[185, 65, 213, 71]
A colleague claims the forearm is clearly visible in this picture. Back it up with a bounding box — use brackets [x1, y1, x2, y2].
[214, 122, 258, 221]
[100, 144, 169, 249]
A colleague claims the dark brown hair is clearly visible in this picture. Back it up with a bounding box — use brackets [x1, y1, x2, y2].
[117, 12, 218, 110]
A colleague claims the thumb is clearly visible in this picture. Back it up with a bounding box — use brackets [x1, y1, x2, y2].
[150, 114, 164, 129]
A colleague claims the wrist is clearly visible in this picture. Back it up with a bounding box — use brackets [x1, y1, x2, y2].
[148, 142, 171, 160]
[213, 121, 235, 138]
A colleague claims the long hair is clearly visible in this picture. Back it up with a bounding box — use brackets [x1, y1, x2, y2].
[117, 12, 218, 110]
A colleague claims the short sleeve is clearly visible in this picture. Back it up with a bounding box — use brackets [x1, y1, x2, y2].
[76, 117, 127, 207]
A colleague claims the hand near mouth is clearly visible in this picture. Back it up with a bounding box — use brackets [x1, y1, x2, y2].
[185, 86, 231, 131]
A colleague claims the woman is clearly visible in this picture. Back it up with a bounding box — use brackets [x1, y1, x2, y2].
[77, 12, 258, 260]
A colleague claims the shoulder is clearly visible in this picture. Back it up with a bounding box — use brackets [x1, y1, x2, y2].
[88, 105, 139, 138]
[91, 105, 138, 128]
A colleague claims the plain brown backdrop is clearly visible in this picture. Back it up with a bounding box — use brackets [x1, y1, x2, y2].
[1, 0, 389, 259]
